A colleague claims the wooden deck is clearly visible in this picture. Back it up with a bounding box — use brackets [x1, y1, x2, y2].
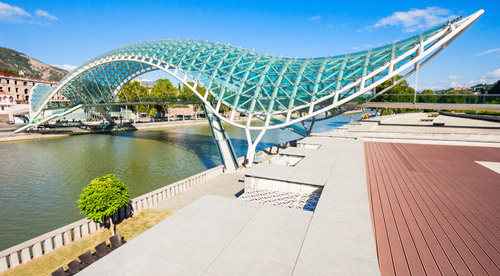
[364, 142, 500, 275]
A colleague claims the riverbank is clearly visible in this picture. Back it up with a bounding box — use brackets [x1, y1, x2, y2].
[0, 117, 254, 143]
[0, 112, 362, 254]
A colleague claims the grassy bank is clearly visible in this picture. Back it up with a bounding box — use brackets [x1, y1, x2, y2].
[3, 209, 174, 276]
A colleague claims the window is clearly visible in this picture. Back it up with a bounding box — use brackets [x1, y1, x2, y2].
[16, 88, 18, 92]
[6, 80, 9, 84]
[17, 95, 19, 99]
[8, 87, 11, 92]
[23, 81, 27, 86]
[32, 82, 35, 86]
[24, 89, 28, 94]
[14, 81, 17, 85]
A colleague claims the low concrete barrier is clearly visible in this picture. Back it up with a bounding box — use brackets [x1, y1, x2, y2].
[439, 111, 500, 122]
[0, 165, 224, 272]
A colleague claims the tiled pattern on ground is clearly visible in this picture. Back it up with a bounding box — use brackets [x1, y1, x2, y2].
[239, 188, 320, 211]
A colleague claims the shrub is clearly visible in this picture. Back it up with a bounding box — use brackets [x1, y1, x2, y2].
[77, 174, 130, 235]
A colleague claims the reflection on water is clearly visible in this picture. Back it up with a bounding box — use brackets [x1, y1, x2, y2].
[0, 113, 364, 250]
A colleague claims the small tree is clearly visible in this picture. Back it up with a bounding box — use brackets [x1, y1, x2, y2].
[77, 174, 130, 235]
[489, 80, 500, 94]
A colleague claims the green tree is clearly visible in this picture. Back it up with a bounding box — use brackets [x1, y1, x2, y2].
[151, 79, 178, 100]
[118, 81, 158, 116]
[148, 107, 158, 117]
[151, 79, 179, 115]
[77, 174, 130, 235]
[0, 67, 20, 77]
[376, 75, 415, 95]
[376, 75, 416, 114]
[421, 89, 434, 94]
[489, 80, 500, 94]
[117, 81, 149, 102]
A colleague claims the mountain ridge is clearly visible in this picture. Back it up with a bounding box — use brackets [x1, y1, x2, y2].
[0, 46, 68, 81]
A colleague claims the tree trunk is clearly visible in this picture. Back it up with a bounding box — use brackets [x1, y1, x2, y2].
[109, 216, 115, 236]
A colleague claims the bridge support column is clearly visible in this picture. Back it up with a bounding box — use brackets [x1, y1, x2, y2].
[204, 104, 239, 172]
[96, 106, 115, 125]
[244, 128, 266, 168]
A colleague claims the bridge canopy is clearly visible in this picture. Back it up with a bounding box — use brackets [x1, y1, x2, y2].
[29, 10, 483, 130]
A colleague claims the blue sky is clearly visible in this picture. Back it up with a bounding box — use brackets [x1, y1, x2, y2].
[0, 0, 499, 90]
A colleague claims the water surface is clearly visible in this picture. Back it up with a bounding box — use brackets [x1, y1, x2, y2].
[0, 113, 364, 250]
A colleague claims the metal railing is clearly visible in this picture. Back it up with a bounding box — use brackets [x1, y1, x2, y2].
[359, 94, 500, 105]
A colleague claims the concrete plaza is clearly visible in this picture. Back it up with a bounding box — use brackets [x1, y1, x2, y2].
[77, 113, 500, 276]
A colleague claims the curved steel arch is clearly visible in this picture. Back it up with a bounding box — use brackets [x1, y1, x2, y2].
[31, 10, 483, 130]
[27, 10, 483, 168]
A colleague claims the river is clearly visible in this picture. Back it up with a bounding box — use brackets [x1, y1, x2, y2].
[0, 113, 364, 250]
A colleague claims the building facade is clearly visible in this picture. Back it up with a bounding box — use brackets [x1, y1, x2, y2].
[0, 72, 68, 104]
[0, 89, 15, 110]
[138, 80, 157, 91]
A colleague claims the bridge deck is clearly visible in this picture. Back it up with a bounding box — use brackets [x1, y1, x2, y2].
[365, 142, 500, 275]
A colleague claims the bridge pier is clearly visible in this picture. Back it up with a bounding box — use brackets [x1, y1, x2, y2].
[244, 128, 267, 167]
[96, 106, 115, 125]
[204, 105, 239, 172]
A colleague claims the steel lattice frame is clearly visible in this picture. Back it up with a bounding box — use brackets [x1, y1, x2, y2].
[30, 10, 482, 133]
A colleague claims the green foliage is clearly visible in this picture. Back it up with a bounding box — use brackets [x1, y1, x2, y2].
[421, 89, 434, 95]
[116, 78, 234, 117]
[445, 90, 470, 95]
[376, 75, 415, 95]
[151, 79, 177, 100]
[117, 81, 149, 101]
[77, 174, 130, 223]
[148, 107, 158, 117]
[489, 80, 500, 95]
[375, 75, 416, 114]
[0, 67, 20, 77]
[464, 110, 500, 115]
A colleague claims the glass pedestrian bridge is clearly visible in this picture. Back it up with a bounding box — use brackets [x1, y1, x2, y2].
[22, 10, 484, 170]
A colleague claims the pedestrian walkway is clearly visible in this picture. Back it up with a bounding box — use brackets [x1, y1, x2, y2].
[77, 135, 380, 276]
[153, 171, 245, 211]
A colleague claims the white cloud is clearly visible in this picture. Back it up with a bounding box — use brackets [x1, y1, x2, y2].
[422, 69, 500, 90]
[478, 68, 500, 83]
[447, 75, 462, 80]
[0, 2, 31, 22]
[35, 9, 57, 20]
[52, 64, 77, 72]
[476, 48, 500, 56]
[419, 75, 465, 90]
[364, 7, 456, 33]
[309, 15, 321, 21]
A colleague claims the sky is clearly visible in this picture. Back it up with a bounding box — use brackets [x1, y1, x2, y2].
[0, 0, 499, 91]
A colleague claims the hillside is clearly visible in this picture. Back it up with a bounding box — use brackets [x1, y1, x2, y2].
[0, 46, 68, 81]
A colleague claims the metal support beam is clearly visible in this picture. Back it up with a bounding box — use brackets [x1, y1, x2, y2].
[96, 106, 115, 125]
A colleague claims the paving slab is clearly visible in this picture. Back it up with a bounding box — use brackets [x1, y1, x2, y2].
[78, 136, 379, 276]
